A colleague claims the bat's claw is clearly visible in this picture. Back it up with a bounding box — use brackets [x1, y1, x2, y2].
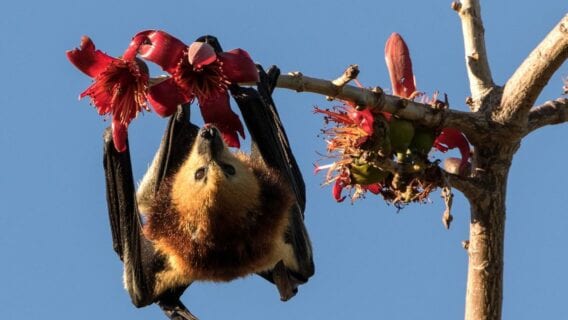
[103, 126, 113, 145]
[158, 300, 199, 320]
[272, 260, 299, 301]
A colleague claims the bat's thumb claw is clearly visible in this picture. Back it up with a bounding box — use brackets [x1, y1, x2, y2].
[103, 126, 113, 144]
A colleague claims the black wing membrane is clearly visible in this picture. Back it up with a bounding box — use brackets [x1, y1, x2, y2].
[103, 129, 158, 307]
[103, 104, 199, 319]
[253, 66, 306, 211]
[137, 104, 199, 201]
[231, 65, 315, 299]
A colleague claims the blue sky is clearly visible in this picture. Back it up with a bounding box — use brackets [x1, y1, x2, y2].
[1, 1, 567, 319]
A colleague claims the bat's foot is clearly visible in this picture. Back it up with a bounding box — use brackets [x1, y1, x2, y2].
[158, 299, 199, 320]
[272, 260, 299, 301]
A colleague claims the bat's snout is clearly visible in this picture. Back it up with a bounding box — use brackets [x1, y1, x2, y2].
[197, 125, 224, 158]
[200, 125, 219, 140]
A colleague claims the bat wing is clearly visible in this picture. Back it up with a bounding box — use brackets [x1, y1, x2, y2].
[103, 104, 199, 319]
[136, 104, 199, 211]
[231, 65, 315, 300]
[103, 129, 159, 307]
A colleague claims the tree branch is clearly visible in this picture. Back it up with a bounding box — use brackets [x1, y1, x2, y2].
[526, 98, 568, 134]
[496, 14, 568, 125]
[452, 0, 495, 106]
[275, 72, 488, 144]
[153, 65, 488, 144]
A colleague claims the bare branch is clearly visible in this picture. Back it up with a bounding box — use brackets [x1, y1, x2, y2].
[331, 64, 360, 88]
[154, 67, 488, 144]
[526, 98, 568, 133]
[497, 14, 568, 125]
[326, 64, 360, 101]
[275, 72, 488, 144]
[452, 0, 495, 105]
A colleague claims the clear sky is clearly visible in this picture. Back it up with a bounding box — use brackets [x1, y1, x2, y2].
[1, 1, 567, 319]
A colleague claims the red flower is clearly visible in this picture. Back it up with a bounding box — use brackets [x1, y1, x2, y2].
[134, 30, 259, 148]
[329, 170, 382, 203]
[314, 104, 374, 150]
[67, 35, 150, 152]
[433, 128, 471, 173]
[346, 106, 374, 136]
[314, 104, 379, 202]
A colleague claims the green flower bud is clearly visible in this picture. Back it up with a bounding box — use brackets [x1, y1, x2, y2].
[389, 118, 415, 160]
[350, 162, 388, 185]
[410, 127, 436, 155]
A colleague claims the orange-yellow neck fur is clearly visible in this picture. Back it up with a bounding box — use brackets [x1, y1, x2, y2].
[171, 150, 261, 241]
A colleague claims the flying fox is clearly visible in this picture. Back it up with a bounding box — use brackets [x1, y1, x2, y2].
[103, 66, 314, 320]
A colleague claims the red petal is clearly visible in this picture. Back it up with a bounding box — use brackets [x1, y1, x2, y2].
[433, 128, 471, 171]
[187, 42, 217, 68]
[332, 179, 346, 203]
[364, 183, 382, 195]
[198, 92, 245, 148]
[122, 32, 151, 61]
[148, 78, 191, 117]
[112, 118, 128, 152]
[80, 59, 148, 125]
[136, 30, 187, 74]
[313, 107, 353, 125]
[347, 108, 374, 135]
[218, 49, 259, 83]
[79, 80, 112, 115]
[385, 32, 416, 98]
[66, 36, 115, 78]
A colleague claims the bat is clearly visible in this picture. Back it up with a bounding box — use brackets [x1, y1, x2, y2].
[102, 65, 314, 319]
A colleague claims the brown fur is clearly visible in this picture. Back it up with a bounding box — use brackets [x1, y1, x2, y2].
[143, 144, 294, 294]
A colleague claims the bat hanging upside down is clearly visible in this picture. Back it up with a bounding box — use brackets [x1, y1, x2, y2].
[103, 67, 314, 320]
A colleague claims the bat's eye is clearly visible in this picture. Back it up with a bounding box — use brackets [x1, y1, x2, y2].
[222, 164, 236, 176]
[195, 167, 207, 180]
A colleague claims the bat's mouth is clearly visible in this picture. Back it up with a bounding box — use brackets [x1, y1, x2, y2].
[197, 125, 224, 159]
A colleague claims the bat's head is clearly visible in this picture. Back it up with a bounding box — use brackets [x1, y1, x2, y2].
[172, 125, 260, 216]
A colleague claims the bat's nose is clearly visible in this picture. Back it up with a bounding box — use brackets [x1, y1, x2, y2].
[197, 125, 224, 158]
[200, 125, 219, 140]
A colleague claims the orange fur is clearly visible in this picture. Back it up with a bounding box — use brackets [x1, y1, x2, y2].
[142, 138, 294, 296]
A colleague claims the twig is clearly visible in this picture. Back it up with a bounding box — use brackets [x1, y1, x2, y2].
[327, 64, 360, 101]
[526, 98, 568, 134]
[452, 0, 495, 107]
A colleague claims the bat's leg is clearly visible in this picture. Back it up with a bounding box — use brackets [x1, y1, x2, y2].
[158, 301, 199, 320]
